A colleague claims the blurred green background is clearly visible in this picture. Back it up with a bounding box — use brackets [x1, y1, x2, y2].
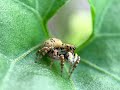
[48, 0, 92, 47]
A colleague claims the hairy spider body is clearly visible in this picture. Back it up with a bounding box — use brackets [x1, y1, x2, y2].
[43, 38, 63, 48]
[36, 38, 80, 77]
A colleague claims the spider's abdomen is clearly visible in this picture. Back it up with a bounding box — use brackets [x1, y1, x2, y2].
[43, 38, 63, 48]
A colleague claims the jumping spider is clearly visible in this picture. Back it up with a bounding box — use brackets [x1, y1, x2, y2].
[36, 38, 80, 77]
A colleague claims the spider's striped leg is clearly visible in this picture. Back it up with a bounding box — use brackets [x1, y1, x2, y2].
[50, 59, 54, 69]
[69, 63, 72, 74]
[59, 55, 65, 77]
[35, 47, 52, 63]
[35, 49, 43, 63]
[69, 56, 80, 77]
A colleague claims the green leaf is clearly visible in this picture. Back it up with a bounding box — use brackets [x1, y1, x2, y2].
[18, 0, 68, 22]
[1, 0, 120, 90]
[0, 0, 75, 90]
[0, 0, 48, 58]
[73, 0, 120, 89]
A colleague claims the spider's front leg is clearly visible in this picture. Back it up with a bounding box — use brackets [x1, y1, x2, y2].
[50, 59, 54, 69]
[35, 47, 53, 63]
[69, 63, 72, 74]
[59, 55, 65, 77]
[69, 56, 80, 77]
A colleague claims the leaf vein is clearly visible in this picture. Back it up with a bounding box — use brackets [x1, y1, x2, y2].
[35, 0, 39, 11]
[13, 0, 49, 37]
[1, 43, 41, 89]
[96, 34, 120, 38]
[14, 43, 41, 63]
[13, 0, 42, 21]
[43, 0, 55, 21]
[95, 1, 113, 33]
[81, 58, 120, 82]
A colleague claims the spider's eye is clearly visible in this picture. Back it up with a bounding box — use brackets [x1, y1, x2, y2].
[73, 47, 76, 50]
[60, 47, 63, 50]
[70, 47, 72, 50]
[56, 47, 59, 49]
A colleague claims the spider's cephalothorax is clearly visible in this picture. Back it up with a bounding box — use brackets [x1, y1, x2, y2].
[62, 44, 76, 54]
[35, 38, 80, 77]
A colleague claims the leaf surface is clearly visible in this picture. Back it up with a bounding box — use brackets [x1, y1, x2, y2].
[0, 0, 74, 90]
[73, 0, 120, 89]
[1, 0, 120, 90]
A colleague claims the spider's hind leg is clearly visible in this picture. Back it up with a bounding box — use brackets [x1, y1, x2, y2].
[69, 56, 80, 77]
[59, 55, 65, 77]
[50, 59, 54, 69]
[35, 49, 43, 63]
[69, 63, 72, 74]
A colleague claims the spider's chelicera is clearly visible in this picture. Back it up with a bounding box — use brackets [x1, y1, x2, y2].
[35, 38, 80, 77]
